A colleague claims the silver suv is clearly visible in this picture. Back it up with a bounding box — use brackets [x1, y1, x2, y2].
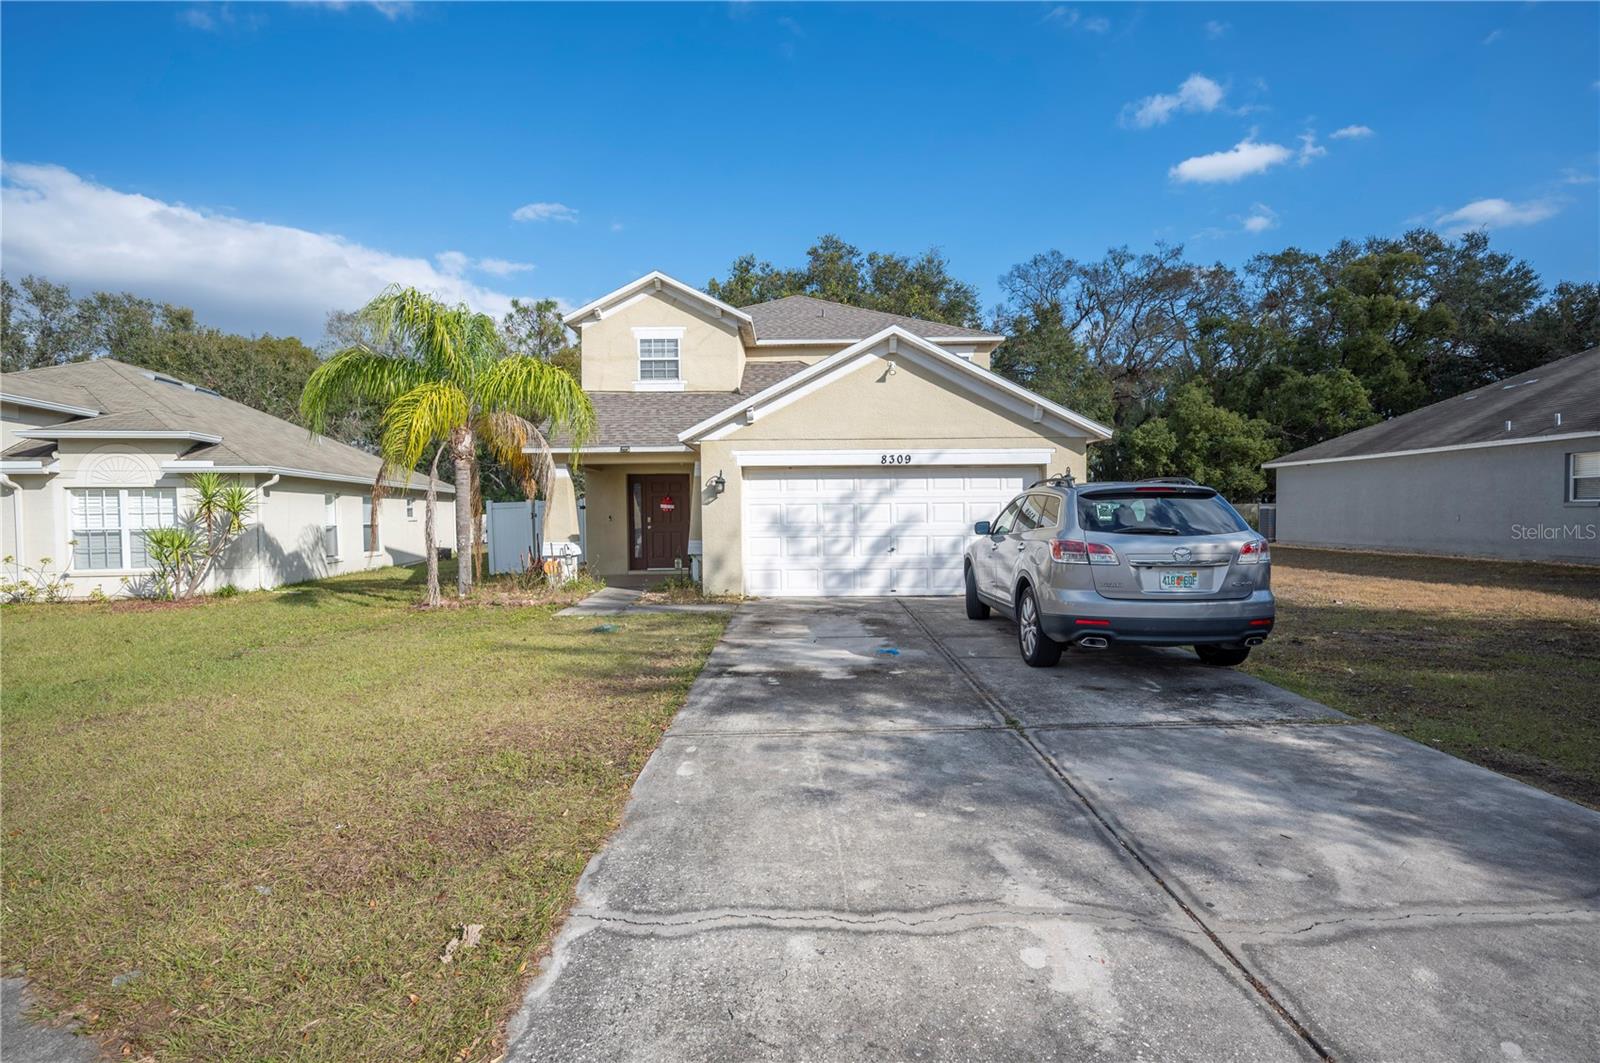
[963, 476, 1274, 668]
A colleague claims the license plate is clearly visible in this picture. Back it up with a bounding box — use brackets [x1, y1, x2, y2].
[1157, 569, 1201, 591]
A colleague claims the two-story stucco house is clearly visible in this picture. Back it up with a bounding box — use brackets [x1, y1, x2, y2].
[0, 358, 454, 597]
[537, 272, 1112, 597]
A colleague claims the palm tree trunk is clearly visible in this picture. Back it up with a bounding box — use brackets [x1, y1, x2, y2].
[424, 444, 444, 608]
[452, 426, 475, 597]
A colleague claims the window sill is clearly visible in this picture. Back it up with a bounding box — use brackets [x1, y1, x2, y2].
[633, 380, 686, 392]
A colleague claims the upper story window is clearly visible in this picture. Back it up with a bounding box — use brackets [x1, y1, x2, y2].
[633, 327, 686, 390]
[639, 337, 680, 380]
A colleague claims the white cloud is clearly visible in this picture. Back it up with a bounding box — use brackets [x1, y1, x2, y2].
[1242, 204, 1279, 233]
[1482, 29, 1504, 45]
[1122, 74, 1226, 129]
[511, 201, 578, 223]
[1297, 132, 1327, 166]
[179, 7, 217, 30]
[434, 250, 470, 276]
[0, 162, 525, 341]
[1330, 124, 1374, 140]
[1559, 167, 1597, 186]
[1045, 7, 1109, 33]
[1169, 138, 1293, 183]
[1204, 20, 1229, 39]
[609, 221, 625, 233]
[477, 258, 534, 276]
[1435, 197, 1562, 235]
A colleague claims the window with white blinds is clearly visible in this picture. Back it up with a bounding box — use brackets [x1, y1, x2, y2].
[1570, 451, 1600, 502]
[70, 488, 178, 570]
[323, 494, 340, 557]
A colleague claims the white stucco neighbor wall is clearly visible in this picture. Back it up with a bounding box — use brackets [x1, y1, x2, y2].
[1273, 438, 1600, 565]
[0, 442, 455, 597]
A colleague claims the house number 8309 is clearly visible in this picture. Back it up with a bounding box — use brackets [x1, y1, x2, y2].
[880, 453, 913, 465]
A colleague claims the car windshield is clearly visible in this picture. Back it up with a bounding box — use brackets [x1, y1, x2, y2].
[1077, 492, 1247, 536]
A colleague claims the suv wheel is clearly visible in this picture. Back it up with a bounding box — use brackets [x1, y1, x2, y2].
[1195, 643, 1251, 667]
[964, 564, 990, 620]
[1016, 587, 1062, 668]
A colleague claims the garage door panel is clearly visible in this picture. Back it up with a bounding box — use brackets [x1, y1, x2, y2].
[744, 466, 1033, 597]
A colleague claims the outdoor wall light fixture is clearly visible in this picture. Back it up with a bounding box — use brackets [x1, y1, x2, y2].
[709, 470, 727, 493]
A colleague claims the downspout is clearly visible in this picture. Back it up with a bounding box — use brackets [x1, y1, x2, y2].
[0, 474, 21, 578]
[255, 474, 280, 590]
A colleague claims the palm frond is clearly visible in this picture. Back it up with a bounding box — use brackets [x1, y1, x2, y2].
[477, 410, 553, 500]
[475, 356, 596, 451]
[379, 381, 470, 472]
[300, 345, 429, 434]
[359, 286, 476, 385]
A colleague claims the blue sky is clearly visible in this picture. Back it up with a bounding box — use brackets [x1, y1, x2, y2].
[2, 1, 1596, 342]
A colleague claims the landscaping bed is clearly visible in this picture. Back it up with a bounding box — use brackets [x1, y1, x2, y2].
[0, 563, 727, 1061]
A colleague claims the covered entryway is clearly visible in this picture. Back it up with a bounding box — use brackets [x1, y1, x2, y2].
[742, 466, 1030, 596]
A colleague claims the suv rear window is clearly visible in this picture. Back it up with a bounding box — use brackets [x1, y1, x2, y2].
[1077, 492, 1247, 536]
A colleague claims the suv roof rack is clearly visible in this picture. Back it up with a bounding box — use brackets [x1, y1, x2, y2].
[1137, 476, 1198, 486]
[1028, 472, 1077, 490]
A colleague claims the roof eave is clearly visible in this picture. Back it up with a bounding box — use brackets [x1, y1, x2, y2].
[17, 428, 223, 444]
[564, 271, 754, 333]
[0, 394, 102, 418]
[677, 326, 1114, 444]
[1263, 430, 1600, 469]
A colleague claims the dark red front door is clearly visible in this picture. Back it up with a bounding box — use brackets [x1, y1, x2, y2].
[628, 474, 690, 570]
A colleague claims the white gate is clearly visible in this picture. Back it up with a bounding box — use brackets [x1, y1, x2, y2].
[486, 499, 541, 576]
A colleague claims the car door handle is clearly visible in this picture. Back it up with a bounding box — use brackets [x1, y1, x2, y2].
[1016, 542, 1027, 550]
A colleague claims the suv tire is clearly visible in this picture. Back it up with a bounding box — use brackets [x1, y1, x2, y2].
[964, 564, 990, 620]
[1016, 586, 1062, 667]
[1195, 643, 1250, 667]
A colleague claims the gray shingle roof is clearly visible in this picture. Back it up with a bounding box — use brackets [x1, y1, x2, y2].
[0, 359, 449, 490]
[745, 296, 1000, 343]
[558, 361, 810, 448]
[1266, 347, 1600, 467]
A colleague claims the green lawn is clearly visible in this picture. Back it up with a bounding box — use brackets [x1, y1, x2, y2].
[0, 564, 726, 1062]
[1246, 546, 1600, 808]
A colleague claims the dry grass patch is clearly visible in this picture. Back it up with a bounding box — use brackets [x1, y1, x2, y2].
[1, 562, 726, 1061]
[1248, 547, 1600, 807]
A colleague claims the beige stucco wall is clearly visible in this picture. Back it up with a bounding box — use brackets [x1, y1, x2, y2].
[0, 437, 454, 597]
[558, 457, 699, 576]
[1, 401, 73, 450]
[695, 348, 1092, 595]
[576, 291, 745, 392]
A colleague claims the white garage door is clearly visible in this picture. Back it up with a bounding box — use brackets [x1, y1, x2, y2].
[743, 467, 1032, 596]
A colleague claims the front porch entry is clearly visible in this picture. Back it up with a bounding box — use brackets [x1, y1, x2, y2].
[627, 473, 691, 571]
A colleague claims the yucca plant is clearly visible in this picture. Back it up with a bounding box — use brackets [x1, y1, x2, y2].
[299, 286, 594, 603]
[186, 471, 256, 595]
[142, 526, 203, 600]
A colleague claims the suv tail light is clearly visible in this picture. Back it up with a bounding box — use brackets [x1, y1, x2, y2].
[1237, 539, 1270, 564]
[1051, 539, 1118, 565]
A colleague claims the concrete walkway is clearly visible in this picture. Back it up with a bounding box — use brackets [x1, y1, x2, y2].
[0, 979, 95, 1063]
[555, 586, 736, 618]
[507, 597, 1600, 1062]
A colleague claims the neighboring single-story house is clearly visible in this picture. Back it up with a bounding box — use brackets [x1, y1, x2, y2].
[1264, 346, 1599, 564]
[1, 358, 455, 597]
[538, 271, 1113, 596]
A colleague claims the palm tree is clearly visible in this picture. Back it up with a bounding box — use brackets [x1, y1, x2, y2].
[300, 286, 594, 601]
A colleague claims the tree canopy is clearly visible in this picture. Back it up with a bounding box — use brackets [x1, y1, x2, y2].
[706, 234, 983, 326]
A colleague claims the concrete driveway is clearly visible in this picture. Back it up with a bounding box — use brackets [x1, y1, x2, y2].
[507, 597, 1600, 1062]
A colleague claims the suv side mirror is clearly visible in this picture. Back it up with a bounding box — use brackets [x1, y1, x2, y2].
[973, 521, 991, 535]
